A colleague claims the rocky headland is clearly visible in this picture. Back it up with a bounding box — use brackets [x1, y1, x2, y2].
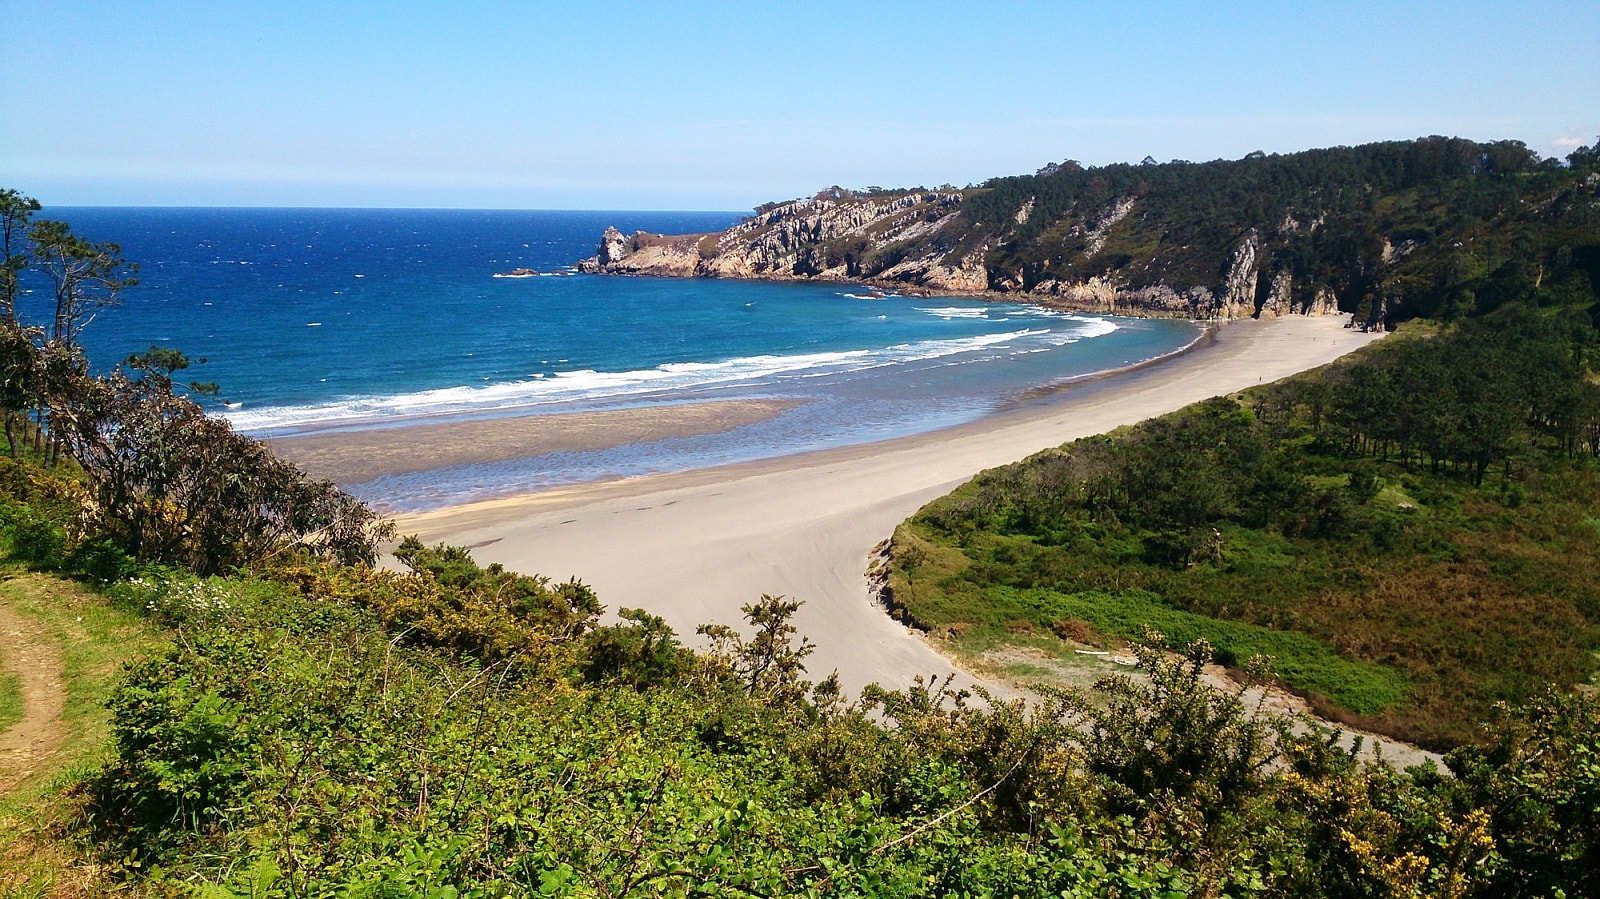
[580, 138, 1593, 325]
[578, 186, 1344, 321]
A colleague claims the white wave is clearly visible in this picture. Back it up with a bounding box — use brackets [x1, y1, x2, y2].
[227, 327, 1056, 432]
[916, 306, 991, 319]
[1068, 316, 1119, 339]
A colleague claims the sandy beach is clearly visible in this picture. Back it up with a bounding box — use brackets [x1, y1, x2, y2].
[394, 314, 1382, 695]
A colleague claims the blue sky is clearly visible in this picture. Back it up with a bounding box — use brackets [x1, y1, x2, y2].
[4, 1, 1596, 210]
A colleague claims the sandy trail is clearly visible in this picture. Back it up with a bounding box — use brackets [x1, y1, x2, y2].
[0, 591, 67, 796]
[398, 315, 1381, 695]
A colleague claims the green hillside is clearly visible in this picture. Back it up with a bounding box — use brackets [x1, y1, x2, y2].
[625, 136, 1600, 325]
[890, 312, 1600, 749]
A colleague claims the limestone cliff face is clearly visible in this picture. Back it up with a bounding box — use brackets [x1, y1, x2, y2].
[579, 191, 973, 286]
[586, 227, 701, 275]
[580, 186, 1354, 320]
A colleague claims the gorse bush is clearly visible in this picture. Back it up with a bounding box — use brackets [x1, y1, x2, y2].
[278, 537, 602, 683]
[74, 559, 1600, 897]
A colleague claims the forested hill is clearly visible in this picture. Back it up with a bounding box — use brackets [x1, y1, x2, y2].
[584, 136, 1600, 324]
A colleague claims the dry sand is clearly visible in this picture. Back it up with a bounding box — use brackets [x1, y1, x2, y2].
[394, 314, 1384, 697]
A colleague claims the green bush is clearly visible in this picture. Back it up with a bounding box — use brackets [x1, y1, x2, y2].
[66, 536, 136, 583]
[0, 502, 66, 567]
[106, 571, 241, 628]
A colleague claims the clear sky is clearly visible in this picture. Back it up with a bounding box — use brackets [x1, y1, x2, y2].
[3, 1, 1596, 211]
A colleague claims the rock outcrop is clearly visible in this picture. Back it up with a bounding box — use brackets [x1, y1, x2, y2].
[580, 191, 967, 285]
[585, 142, 1576, 321]
[578, 186, 1358, 320]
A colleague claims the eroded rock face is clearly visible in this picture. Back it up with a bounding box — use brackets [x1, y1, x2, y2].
[579, 229, 699, 275]
[581, 192, 968, 283]
[579, 189, 1349, 319]
[1083, 196, 1137, 258]
[1260, 271, 1295, 317]
[597, 227, 628, 266]
[1220, 232, 1261, 320]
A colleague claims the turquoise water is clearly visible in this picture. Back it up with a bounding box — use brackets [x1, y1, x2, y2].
[29, 208, 1200, 510]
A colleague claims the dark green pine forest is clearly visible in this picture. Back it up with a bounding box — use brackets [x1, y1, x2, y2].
[968, 138, 1596, 308]
[822, 136, 1600, 325]
[0, 135, 1599, 897]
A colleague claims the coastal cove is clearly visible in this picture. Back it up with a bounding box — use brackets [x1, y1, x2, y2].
[10, 123, 1600, 892]
[38, 207, 1205, 511]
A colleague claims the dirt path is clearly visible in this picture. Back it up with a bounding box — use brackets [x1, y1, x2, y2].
[0, 595, 67, 796]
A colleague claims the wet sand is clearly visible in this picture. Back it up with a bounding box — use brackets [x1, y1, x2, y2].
[271, 398, 802, 484]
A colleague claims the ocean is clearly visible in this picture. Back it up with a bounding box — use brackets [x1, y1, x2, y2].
[25, 208, 1201, 510]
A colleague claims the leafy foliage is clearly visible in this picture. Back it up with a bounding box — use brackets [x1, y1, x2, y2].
[0, 190, 392, 575]
[1444, 689, 1600, 896]
[697, 594, 817, 703]
[48, 363, 390, 574]
[67, 557, 1600, 897]
[282, 536, 601, 680]
[0, 178, 1595, 896]
[0, 419, 1588, 894]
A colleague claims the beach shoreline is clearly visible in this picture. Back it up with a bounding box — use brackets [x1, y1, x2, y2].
[383, 320, 1226, 531]
[391, 313, 1383, 697]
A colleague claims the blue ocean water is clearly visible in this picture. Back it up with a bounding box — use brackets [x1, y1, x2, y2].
[26, 208, 1200, 510]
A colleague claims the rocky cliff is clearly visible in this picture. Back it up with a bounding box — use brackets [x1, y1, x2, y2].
[578, 189, 990, 291]
[580, 138, 1593, 324]
[579, 190, 1334, 320]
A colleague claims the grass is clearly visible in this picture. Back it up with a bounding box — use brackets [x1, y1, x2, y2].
[891, 519, 1411, 716]
[0, 668, 20, 733]
[998, 587, 1411, 715]
[0, 569, 166, 898]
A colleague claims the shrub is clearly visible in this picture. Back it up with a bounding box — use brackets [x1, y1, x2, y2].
[0, 502, 65, 567]
[581, 607, 690, 689]
[284, 539, 601, 677]
[66, 536, 135, 583]
[107, 572, 239, 628]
